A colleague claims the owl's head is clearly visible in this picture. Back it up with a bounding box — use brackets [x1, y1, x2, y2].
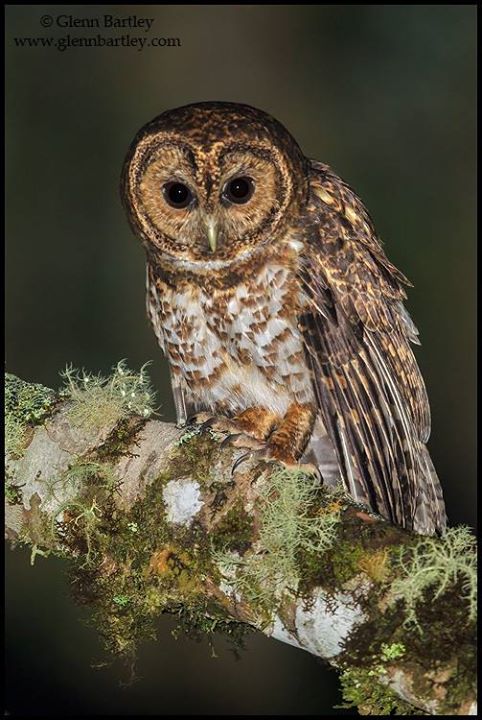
[121, 102, 309, 267]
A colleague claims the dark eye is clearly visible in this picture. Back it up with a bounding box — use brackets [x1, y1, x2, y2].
[223, 176, 255, 204]
[163, 181, 193, 209]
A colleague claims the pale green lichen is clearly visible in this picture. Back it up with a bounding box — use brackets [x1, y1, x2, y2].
[388, 526, 477, 632]
[60, 360, 157, 430]
[39, 460, 119, 509]
[62, 460, 119, 492]
[30, 544, 50, 566]
[53, 496, 103, 567]
[214, 468, 341, 613]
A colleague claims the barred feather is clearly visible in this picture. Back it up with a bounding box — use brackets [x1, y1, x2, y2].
[301, 161, 446, 533]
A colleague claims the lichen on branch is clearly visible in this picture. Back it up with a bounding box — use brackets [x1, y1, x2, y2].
[4, 368, 477, 716]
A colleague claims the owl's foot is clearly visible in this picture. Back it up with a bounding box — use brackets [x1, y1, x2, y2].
[185, 411, 219, 428]
[230, 402, 319, 479]
[186, 404, 319, 480]
[184, 412, 266, 452]
[186, 412, 240, 435]
[185, 407, 278, 444]
[232, 407, 279, 441]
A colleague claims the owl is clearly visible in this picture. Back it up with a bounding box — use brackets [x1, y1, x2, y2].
[121, 101, 446, 535]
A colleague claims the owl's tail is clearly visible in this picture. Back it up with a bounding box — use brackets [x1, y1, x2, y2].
[303, 415, 447, 536]
[412, 443, 447, 535]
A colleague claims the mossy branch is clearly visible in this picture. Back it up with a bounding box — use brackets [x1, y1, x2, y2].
[4, 369, 477, 716]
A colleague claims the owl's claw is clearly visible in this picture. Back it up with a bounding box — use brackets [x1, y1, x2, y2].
[185, 412, 214, 427]
[186, 415, 272, 453]
[199, 417, 220, 433]
[230, 451, 254, 477]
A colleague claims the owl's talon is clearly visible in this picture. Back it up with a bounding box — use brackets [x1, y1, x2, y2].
[185, 412, 214, 427]
[230, 452, 253, 476]
[220, 433, 239, 448]
[184, 413, 239, 436]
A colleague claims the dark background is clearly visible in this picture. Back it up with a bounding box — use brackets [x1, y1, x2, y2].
[5, 4, 476, 716]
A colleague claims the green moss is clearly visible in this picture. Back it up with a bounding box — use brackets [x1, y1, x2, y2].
[59, 463, 230, 659]
[332, 540, 366, 584]
[168, 430, 220, 486]
[113, 594, 131, 607]
[298, 513, 396, 595]
[402, 584, 475, 711]
[337, 558, 476, 715]
[380, 641, 406, 661]
[338, 666, 421, 715]
[298, 496, 422, 598]
[5, 415, 29, 458]
[5, 481, 24, 506]
[437, 641, 477, 714]
[211, 500, 254, 553]
[6, 367, 244, 662]
[95, 415, 146, 462]
[168, 596, 252, 656]
[5, 373, 57, 424]
[5, 373, 57, 457]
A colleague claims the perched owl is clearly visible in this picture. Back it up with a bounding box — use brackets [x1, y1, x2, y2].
[121, 101, 446, 535]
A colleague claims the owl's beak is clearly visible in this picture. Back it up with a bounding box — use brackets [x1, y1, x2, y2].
[206, 219, 218, 253]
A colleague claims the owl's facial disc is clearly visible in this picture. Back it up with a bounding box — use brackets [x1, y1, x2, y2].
[124, 134, 303, 266]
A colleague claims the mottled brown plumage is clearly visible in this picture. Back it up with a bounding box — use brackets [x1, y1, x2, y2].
[121, 101, 446, 534]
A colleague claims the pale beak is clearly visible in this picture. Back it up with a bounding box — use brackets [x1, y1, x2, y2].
[206, 218, 218, 253]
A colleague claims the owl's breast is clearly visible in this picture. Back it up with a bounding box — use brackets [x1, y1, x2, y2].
[153, 263, 315, 417]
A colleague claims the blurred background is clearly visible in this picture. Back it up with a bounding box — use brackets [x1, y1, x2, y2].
[5, 4, 476, 716]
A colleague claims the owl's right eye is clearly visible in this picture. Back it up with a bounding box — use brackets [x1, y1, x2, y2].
[163, 181, 194, 209]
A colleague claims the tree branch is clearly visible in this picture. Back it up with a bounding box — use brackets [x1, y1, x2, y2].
[5, 371, 477, 716]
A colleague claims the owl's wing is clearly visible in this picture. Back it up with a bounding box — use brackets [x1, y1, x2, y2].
[146, 264, 192, 425]
[299, 160, 446, 533]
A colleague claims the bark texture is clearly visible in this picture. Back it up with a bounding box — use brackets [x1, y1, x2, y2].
[4, 373, 477, 716]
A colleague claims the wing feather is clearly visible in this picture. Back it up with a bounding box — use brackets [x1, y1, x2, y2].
[300, 161, 446, 532]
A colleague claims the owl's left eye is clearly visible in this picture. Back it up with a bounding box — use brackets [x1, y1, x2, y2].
[163, 181, 194, 209]
[222, 176, 255, 204]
